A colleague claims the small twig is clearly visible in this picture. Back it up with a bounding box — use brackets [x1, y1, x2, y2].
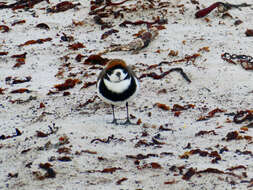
[233, 110, 253, 124]
[119, 18, 167, 27]
[36, 124, 58, 138]
[195, 2, 220, 18]
[139, 67, 191, 83]
[218, 2, 251, 12]
[100, 27, 159, 54]
[106, 0, 129, 6]
[221, 52, 253, 70]
[81, 81, 97, 89]
[89, 0, 129, 15]
[79, 96, 98, 108]
[0, 0, 49, 10]
[0, 128, 22, 140]
[91, 135, 115, 143]
[93, 15, 112, 29]
[147, 53, 200, 69]
[39, 163, 56, 178]
[195, 2, 252, 18]
[197, 108, 225, 121]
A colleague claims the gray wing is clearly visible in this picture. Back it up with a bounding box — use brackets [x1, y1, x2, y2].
[96, 67, 106, 87]
[126, 65, 138, 80]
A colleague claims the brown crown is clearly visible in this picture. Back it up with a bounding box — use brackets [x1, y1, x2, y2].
[105, 59, 127, 70]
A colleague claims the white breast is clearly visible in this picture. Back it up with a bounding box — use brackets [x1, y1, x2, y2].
[103, 78, 131, 94]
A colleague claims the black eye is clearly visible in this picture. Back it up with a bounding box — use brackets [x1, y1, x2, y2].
[106, 69, 113, 75]
[122, 69, 128, 74]
[115, 71, 121, 77]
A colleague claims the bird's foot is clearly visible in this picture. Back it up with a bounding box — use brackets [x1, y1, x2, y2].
[120, 118, 138, 126]
[107, 118, 118, 125]
[107, 118, 137, 126]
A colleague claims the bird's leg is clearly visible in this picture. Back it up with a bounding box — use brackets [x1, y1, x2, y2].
[122, 102, 136, 125]
[109, 105, 118, 124]
[125, 102, 130, 124]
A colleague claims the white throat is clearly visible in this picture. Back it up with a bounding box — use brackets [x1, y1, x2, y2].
[104, 78, 131, 94]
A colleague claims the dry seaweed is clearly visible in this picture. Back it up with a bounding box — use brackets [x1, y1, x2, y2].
[0, 0, 49, 10]
[139, 67, 191, 83]
[47, 1, 80, 13]
[0, 128, 22, 140]
[54, 79, 80, 91]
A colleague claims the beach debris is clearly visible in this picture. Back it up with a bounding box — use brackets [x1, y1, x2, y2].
[86, 167, 122, 174]
[172, 104, 195, 117]
[234, 20, 243, 26]
[156, 103, 194, 118]
[0, 128, 22, 140]
[36, 124, 58, 138]
[197, 108, 226, 121]
[0, 88, 6, 94]
[47, 1, 80, 13]
[0, 0, 49, 10]
[11, 52, 27, 58]
[54, 78, 80, 91]
[9, 96, 36, 104]
[147, 53, 201, 70]
[139, 67, 191, 83]
[39, 103, 46, 109]
[0, 52, 8, 56]
[84, 54, 109, 65]
[9, 52, 27, 68]
[91, 135, 116, 144]
[116, 177, 128, 185]
[36, 23, 50, 30]
[245, 29, 253, 37]
[182, 167, 242, 181]
[78, 96, 98, 108]
[222, 131, 252, 142]
[195, 2, 251, 18]
[155, 103, 170, 111]
[164, 179, 177, 185]
[233, 110, 253, 124]
[180, 148, 221, 163]
[58, 156, 72, 162]
[100, 27, 159, 54]
[13, 58, 25, 68]
[90, 0, 129, 15]
[68, 42, 85, 50]
[12, 20, 26, 26]
[137, 162, 162, 170]
[18, 38, 52, 47]
[134, 136, 165, 148]
[61, 33, 74, 42]
[221, 53, 253, 70]
[0, 25, 10, 33]
[6, 76, 31, 85]
[126, 153, 159, 160]
[195, 130, 217, 137]
[81, 81, 96, 89]
[34, 163, 56, 179]
[119, 17, 167, 27]
[101, 29, 119, 39]
[10, 88, 31, 93]
[235, 149, 253, 157]
[75, 54, 85, 62]
[93, 15, 113, 30]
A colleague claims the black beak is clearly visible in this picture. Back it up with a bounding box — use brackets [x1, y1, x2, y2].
[116, 72, 121, 78]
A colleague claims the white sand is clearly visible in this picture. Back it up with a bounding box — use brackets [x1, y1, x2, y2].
[0, 0, 253, 189]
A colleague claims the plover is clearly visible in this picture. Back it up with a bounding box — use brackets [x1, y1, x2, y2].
[97, 59, 139, 124]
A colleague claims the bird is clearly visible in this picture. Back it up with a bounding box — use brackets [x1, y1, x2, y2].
[96, 59, 139, 125]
